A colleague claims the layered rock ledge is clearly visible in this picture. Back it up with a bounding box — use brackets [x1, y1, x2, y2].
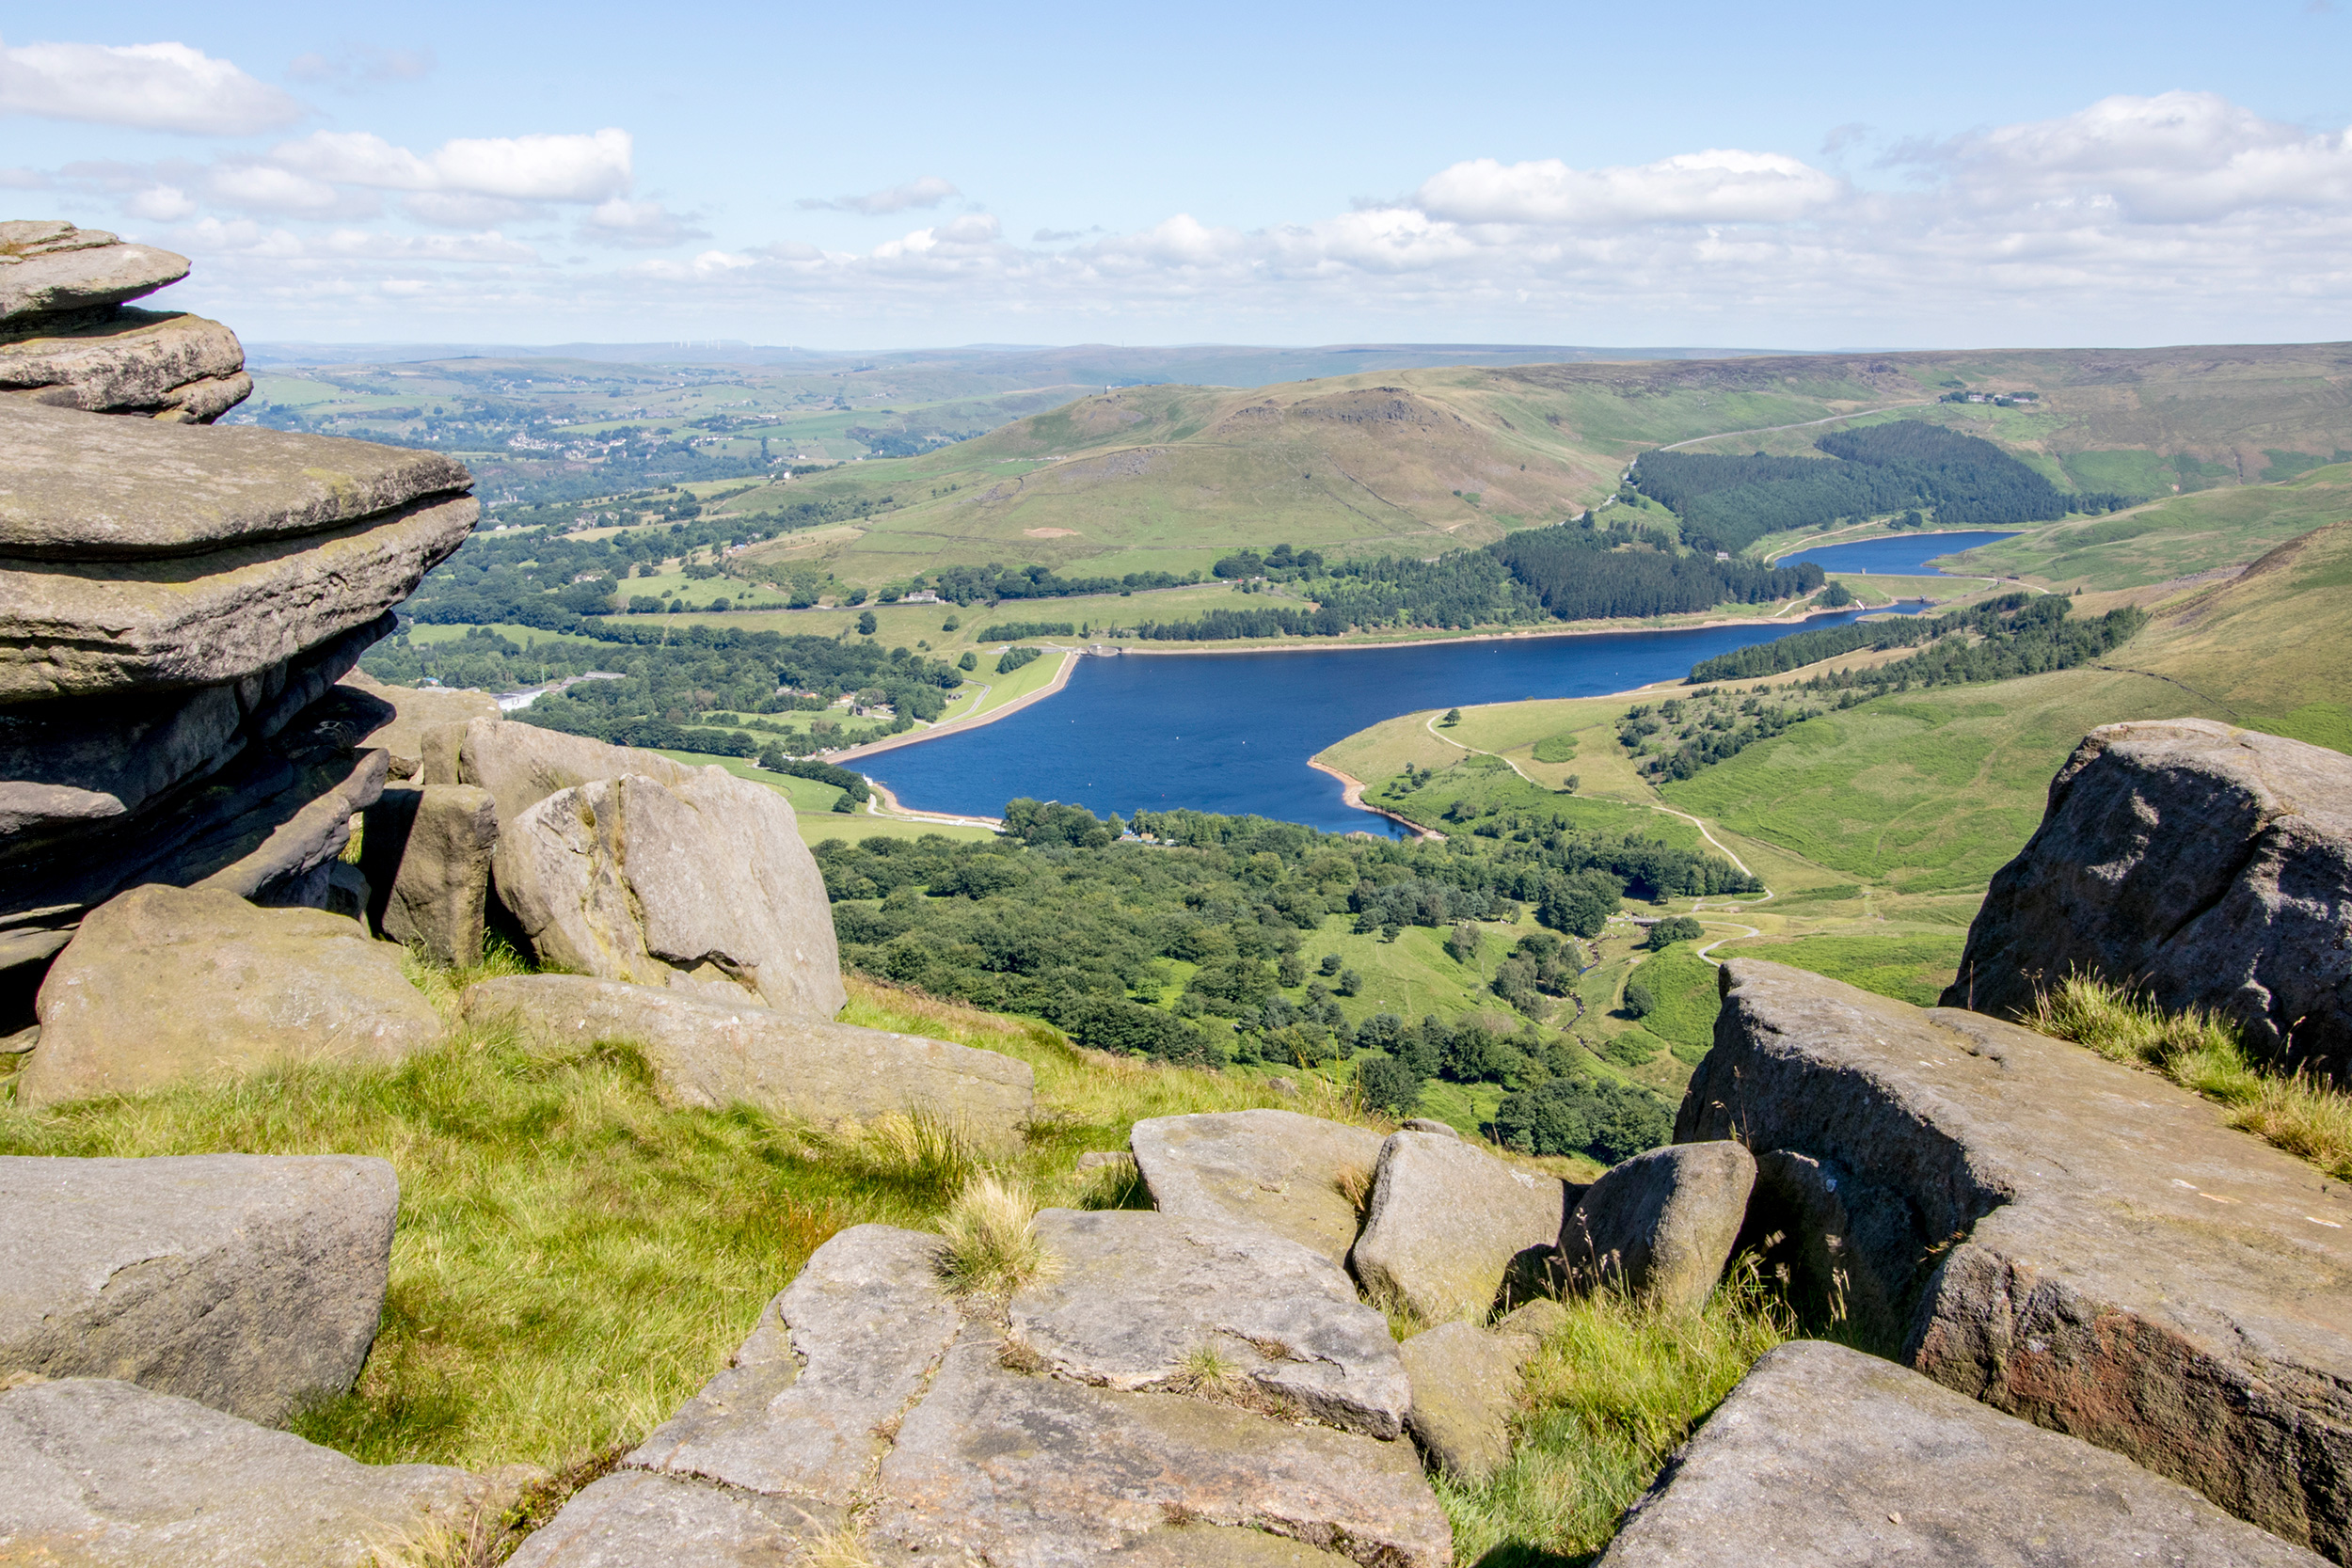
[1682, 958, 2352, 1557]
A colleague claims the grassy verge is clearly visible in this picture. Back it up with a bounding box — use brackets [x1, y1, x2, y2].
[1719, 932, 1966, 1007]
[1441, 1259, 1794, 1566]
[2023, 974, 2352, 1181]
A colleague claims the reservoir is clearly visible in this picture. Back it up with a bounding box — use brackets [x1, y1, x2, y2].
[866, 604, 1928, 834]
[1772, 530, 2017, 576]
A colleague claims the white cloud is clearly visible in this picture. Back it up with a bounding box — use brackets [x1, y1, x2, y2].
[798, 176, 959, 214]
[134, 91, 2352, 348]
[124, 183, 198, 221]
[0, 36, 302, 135]
[1413, 150, 1843, 227]
[580, 197, 708, 248]
[270, 127, 631, 202]
[208, 162, 353, 216]
[1926, 91, 2352, 223]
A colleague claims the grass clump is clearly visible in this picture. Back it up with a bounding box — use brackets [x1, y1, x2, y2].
[935, 1172, 1052, 1298]
[2023, 972, 2352, 1180]
[1441, 1259, 1794, 1566]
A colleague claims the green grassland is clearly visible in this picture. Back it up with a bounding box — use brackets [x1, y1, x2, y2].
[648, 749, 1000, 845]
[1942, 462, 2352, 590]
[1716, 933, 1967, 1007]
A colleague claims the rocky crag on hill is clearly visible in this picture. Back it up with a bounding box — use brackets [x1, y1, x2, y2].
[3, 234, 2351, 1564]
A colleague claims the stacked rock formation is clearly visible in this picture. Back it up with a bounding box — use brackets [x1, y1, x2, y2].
[0, 396, 474, 998]
[2, 220, 250, 421]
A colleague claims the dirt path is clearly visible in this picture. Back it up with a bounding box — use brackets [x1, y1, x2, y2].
[1654, 402, 1933, 453]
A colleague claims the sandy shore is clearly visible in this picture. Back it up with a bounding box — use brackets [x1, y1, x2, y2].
[1110, 599, 1883, 658]
[861, 778, 1003, 830]
[830, 646, 1080, 764]
[1305, 757, 1442, 840]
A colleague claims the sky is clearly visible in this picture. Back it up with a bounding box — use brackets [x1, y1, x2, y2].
[6, 1, 2351, 351]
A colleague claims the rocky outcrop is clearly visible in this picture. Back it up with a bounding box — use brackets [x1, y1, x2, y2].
[1, 223, 246, 423]
[1398, 1300, 1565, 1482]
[1129, 1109, 1387, 1266]
[19, 884, 443, 1107]
[1946, 719, 2352, 1078]
[1009, 1208, 1411, 1438]
[0, 1376, 480, 1568]
[1684, 958, 2352, 1558]
[1350, 1130, 1567, 1322]
[458, 974, 1031, 1137]
[1597, 1341, 2328, 1567]
[0, 1153, 396, 1422]
[1559, 1143, 1754, 1313]
[0, 367, 474, 983]
[493, 768, 845, 1015]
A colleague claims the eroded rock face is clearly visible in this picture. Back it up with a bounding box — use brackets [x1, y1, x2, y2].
[20, 883, 442, 1107]
[502, 1470, 810, 1568]
[1350, 1131, 1567, 1323]
[1683, 958, 2352, 1558]
[0, 223, 190, 319]
[0, 402, 472, 561]
[1009, 1208, 1411, 1438]
[492, 769, 845, 1017]
[1559, 1142, 1755, 1314]
[458, 974, 1031, 1138]
[0, 1154, 396, 1423]
[0, 494, 477, 702]
[0, 1377, 479, 1568]
[1946, 718, 2352, 1077]
[1597, 1341, 2328, 1568]
[1129, 1109, 1387, 1266]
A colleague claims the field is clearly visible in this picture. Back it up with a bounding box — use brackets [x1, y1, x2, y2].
[1942, 462, 2352, 591]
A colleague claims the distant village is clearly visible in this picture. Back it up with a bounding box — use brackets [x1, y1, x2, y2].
[1940, 388, 2042, 407]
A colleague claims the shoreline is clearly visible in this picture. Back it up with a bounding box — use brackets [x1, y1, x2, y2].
[1106, 599, 1894, 659]
[860, 778, 1004, 830]
[829, 646, 1080, 764]
[1305, 757, 1442, 841]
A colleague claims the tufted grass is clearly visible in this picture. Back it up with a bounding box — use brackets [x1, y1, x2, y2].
[0, 970, 1341, 1477]
[2023, 972, 2352, 1182]
[1438, 1257, 1796, 1567]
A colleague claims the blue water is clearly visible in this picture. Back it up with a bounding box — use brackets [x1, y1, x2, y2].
[866, 606, 1922, 833]
[1774, 531, 2016, 576]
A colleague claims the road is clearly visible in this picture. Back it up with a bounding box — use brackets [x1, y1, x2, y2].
[1653, 402, 1934, 452]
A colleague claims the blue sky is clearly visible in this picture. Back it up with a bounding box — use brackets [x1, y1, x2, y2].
[7, 1, 2350, 348]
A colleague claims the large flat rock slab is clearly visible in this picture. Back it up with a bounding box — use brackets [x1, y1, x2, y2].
[1597, 1340, 2328, 1567]
[1350, 1130, 1566, 1323]
[0, 399, 471, 559]
[1129, 1109, 1387, 1265]
[0, 1153, 396, 1423]
[503, 1470, 812, 1568]
[0, 1376, 479, 1568]
[0, 492, 476, 700]
[1009, 1208, 1410, 1437]
[1947, 718, 2352, 1077]
[0, 222, 189, 320]
[491, 767, 846, 1017]
[460, 974, 1032, 1140]
[628, 1224, 960, 1504]
[21, 883, 442, 1108]
[1683, 958, 2352, 1558]
[2, 309, 247, 421]
[869, 1326, 1453, 1568]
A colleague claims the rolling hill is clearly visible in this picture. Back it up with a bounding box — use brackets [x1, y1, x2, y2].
[726, 342, 2352, 588]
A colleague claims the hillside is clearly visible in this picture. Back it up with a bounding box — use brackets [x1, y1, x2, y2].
[724, 341, 2352, 588]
